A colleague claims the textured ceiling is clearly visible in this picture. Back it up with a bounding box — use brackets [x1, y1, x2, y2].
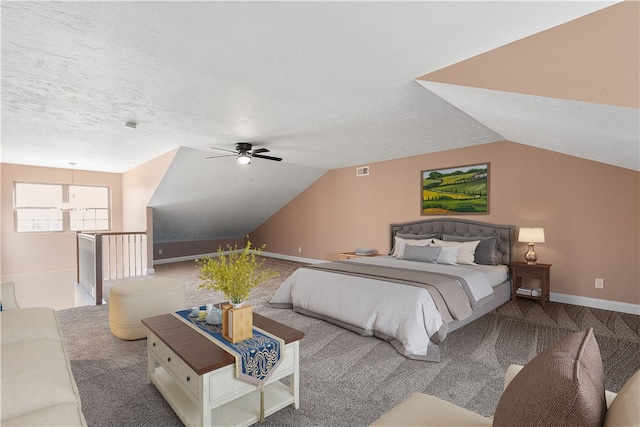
[3, 1, 635, 241]
[1, 1, 625, 173]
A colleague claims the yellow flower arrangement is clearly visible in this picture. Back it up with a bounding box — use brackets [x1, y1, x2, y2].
[196, 239, 277, 304]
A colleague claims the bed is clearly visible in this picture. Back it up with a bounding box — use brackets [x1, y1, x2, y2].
[268, 218, 515, 361]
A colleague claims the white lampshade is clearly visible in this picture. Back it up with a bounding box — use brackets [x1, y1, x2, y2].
[237, 153, 251, 165]
[518, 227, 545, 243]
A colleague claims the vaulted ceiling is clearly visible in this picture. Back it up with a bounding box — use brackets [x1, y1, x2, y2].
[2, 1, 637, 241]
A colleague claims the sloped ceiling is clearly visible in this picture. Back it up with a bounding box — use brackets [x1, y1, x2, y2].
[149, 147, 325, 242]
[2, 1, 637, 242]
[417, 1, 639, 172]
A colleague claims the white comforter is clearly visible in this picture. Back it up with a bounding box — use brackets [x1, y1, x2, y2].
[269, 256, 507, 361]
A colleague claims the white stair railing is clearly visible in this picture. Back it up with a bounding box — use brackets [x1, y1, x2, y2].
[77, 231, 147, 305]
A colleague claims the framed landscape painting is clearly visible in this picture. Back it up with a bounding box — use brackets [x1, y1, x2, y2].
[420, 163, 489, 215]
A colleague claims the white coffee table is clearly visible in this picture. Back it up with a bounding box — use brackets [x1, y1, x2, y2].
[142, 313, 304, 427]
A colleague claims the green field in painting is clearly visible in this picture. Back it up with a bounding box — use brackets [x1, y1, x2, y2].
[421, 194, 487, 213]
[422, 168, 487, 213]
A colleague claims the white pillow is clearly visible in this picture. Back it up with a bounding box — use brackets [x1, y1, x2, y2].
[432, 238, 480, 265]
[392, 237, 434, 258]
[431, 244, 461, 265]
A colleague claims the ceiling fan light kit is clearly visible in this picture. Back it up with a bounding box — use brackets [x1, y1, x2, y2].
[238, 153, 251, 165]
[207, 142, 282, 164]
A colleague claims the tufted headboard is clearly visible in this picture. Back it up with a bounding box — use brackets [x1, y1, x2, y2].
[389, 218, 516, 266]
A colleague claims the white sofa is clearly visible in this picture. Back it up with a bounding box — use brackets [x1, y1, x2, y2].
[373, 365, 640, 426]
[373, 328, 639, 427]
[1, 282, 87, 426]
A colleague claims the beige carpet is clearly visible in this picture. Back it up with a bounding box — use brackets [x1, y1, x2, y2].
[57, 257, 640, 426]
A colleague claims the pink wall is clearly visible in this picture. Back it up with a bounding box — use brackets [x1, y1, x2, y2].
[251, 141, 640, 306]
[4, 142, 638, 309]
[122, 148, 177, 231]
[418, 1, 639, 109]
[122, 148, 178, 271]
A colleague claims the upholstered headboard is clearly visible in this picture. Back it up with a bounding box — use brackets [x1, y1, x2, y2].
[389, 218, 516, 266]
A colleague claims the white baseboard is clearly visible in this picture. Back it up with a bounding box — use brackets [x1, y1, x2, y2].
[154, 251, 326, 266]
[153, 252, 227, 265]
[259, 251, 325, 264]
[550, 292, 640, 315]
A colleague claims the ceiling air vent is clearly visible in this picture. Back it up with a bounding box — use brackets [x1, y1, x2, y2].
[356, 166, 370, 177]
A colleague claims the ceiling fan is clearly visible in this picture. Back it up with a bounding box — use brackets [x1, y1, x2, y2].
[207, 142, 282, 165]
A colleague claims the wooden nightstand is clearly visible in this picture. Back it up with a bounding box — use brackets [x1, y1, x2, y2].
[511, 262, 551, 306]
[338, 252, 380, 260]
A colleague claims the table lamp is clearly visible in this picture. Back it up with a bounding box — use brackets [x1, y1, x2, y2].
[518, 227, 545, 265]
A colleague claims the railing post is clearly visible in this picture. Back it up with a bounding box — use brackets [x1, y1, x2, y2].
[77, 232, 98, 304]
[95, 234, 103, 305]
[76, 231, 80, 284]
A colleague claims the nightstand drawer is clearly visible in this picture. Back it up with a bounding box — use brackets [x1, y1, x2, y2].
[518, 266, 542, 278]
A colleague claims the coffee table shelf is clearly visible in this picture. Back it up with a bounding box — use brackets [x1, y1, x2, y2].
[150, 366, 295, 427]
[210, 381, 294, 426]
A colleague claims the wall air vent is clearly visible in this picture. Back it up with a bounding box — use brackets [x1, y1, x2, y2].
[356, 166, 370, 176]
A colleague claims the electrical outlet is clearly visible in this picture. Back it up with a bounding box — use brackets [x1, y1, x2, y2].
[298, 247, 302, 253]
[158, 248, 163, 255]
[595, 278, 604, 289]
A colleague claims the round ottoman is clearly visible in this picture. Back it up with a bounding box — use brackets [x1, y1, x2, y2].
[109, 277, 186, 340]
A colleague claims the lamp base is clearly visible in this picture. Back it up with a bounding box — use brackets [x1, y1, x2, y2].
[524, 243, 538, 265]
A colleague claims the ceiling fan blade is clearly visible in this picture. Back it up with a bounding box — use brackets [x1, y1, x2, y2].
[210, 147, 238, 154]
[253, 154, 282, 162]
[206, 154, 236, 159]
[251, 148, 270, 154]
[208, 144, 282, 162]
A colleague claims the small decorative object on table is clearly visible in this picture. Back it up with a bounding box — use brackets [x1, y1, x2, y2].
[196, 237, 278, 342]
[221, 303, 253, 343]
[205, 305, 223, 325]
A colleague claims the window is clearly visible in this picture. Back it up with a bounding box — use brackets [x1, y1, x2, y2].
[68, 185, 109, 231]
[15, 182, 110, 233]
[15, 183, 63, 232]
